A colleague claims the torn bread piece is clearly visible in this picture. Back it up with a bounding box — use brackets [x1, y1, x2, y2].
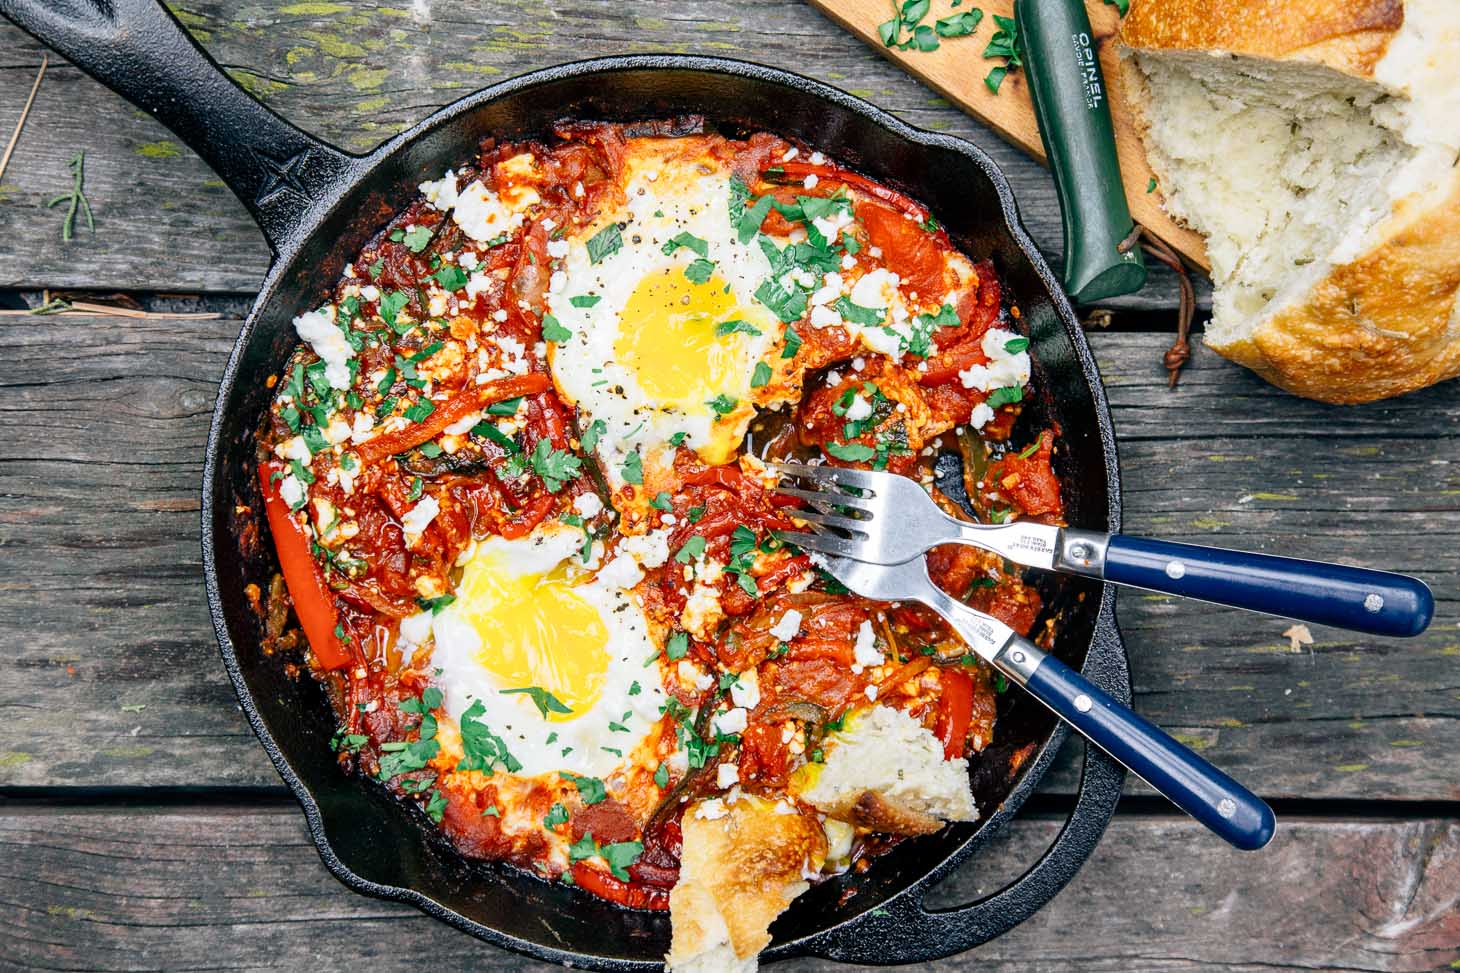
[792, 704, 977, 835]
[1118, 0, 1460, 402]
[665, 795, 828, 973]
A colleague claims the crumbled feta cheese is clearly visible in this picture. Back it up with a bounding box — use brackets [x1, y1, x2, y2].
[864, 684, 879, 702]
[622, 528, 673, 569]
[841, 253, 856, 270]
[443, 411, 481, 436]
[730, 669, 761, 710]
[291, 306, 353, 390]
[274, 435, 311, 462]
[349, 413, 376, 443]
[695, 799, 728, 821]
[849, 268, 897, 309]
[451, 180, 526, 243]
[714, 707, 749, 736]
[360, 284, 381, 302]
[803, 173, 819, 189]
[458, 251, 479, 270]
[969, 402, 995, 429]
[278, 474, 306, 510]
[959, 327, 1031, 393]
[678, 659, 715, 692]
[768, 608, 803, 642]
[781, 146, 799, 162]
[492, 308, 509, 323]
[809, 303, 842, 329]
[851, 619, 883, 673]
[427, 290, 448, 318]
[546, 239, 569, 259]
[809, 151, 826, 165]
[400, 495, 440, 542]
[716, 763, 740, 789]
[573, 493, 603, 518]
[419, 170, 459, 210]
[844, 394, 873, 422]
[397, 611, 433, 648]
[598, 554, 644, 591]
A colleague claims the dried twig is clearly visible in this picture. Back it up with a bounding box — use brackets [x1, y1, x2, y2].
[0, 55, 47, 186]
[47, 151, 95, 242]
[1137, 226, 1196, 389]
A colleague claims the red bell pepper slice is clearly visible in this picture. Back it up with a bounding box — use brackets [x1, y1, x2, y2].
[934, 668, 974, 760]
[258, 461, 352, 671]
[568, 862, 670, 911]
[355, 372, 550, 467]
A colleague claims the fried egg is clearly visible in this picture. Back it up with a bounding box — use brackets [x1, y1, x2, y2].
[424, 524, 667, 779]
[547, 144, 788, 486]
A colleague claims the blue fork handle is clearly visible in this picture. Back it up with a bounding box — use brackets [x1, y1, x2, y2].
[998, 636, 1275, 850]
[1064, 533, 1434, 637]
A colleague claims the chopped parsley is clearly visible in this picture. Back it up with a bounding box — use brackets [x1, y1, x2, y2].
[425, 789, 448, 823]
[416, 594, 456, 615]
[986, 385, 1024, 408]
[666, 630, 689, 660]
[543, 803, 569, 829]
[936, 9, 983, 36]
[834, 296, 885, 326]
[541, 313, 572, 343]
[675, 535, 707, 564]
[500, 685, 573, 718]
[1004, 336, 1030, 354]
[715, 319, 762, 338]
[405, 476, 424, 502]
[486, 396, 522, 417]
[683, 258, 716, 285]
[706, 393, 738, 416]
[751, 362, 773, 388]
[570, 294, 601, 308]
[471, 420, 517, 453]
[600, 841, 644, 881]
[654, 762, 670, 788]
[754, 277, 808, 324]
[580, 418, 607, 452]
[457, 699, 522, 774]
[561, 772, 607, 805]
[378, 290, 410, 330]
[620, 449, 644, 485]
[661, 231, 709, 257]
[433, 265, 467, 291]
[825, 441, 877, 462]
[586, 223, 623, 264]
[403, 399, 435, 423]
[781, 325, 803, 359]
[529, 439, 583, 492]
[649, 491, 673, 512]
[401, 225, 433, 252]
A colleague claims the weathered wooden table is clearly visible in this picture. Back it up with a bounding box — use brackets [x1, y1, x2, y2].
[1, 3, 1457, 970]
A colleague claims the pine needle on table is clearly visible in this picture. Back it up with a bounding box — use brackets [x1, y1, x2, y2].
[0, 55, 47, 185]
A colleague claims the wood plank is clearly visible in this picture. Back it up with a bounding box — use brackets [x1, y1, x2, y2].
[806, 0, 1209, 268]
[0, 0, 1205, 311]
[0, 314, 1455, 796]
[1, 806, 1455, 971]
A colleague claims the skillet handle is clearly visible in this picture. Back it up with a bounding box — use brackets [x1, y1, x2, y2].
[0, 0, 360, 253]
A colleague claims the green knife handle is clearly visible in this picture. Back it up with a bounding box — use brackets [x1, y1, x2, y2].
[1015, 0, 1146, 303]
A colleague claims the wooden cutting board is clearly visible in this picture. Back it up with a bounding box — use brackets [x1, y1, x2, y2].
[809, 0, 1209, 269]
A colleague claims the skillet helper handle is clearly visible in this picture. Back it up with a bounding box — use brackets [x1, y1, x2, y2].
[994, 633, 1275, 851]
[1059, 531, 1435, 637]
[1014, 0, 1146, 303]
[0, 0, 357, 252]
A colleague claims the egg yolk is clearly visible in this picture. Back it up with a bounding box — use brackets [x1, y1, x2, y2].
[615, 268, 749, 412]
[453, 550, 609, 720]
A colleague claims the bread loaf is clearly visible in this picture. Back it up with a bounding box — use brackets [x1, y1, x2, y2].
[1118, 0, 1460, 402]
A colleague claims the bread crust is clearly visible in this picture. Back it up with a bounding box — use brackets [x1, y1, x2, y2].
[1121, 0, 1403, 78]
[666, 798, 828, 971]
[1216, 168, 1460, 403]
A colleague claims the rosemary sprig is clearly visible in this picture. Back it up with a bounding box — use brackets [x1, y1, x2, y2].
[47, 151, 95, 242]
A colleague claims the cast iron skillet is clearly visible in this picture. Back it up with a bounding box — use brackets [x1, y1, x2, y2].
[3, 0, 1131, 967]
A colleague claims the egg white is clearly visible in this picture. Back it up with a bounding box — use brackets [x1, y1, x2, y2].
[423, 524, 668, 779]
[547, 160, 786, 487]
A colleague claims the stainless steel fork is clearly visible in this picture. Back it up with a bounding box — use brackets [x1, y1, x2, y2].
[809, 548, 1274, 851]
[773, 461, 1433, 638]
